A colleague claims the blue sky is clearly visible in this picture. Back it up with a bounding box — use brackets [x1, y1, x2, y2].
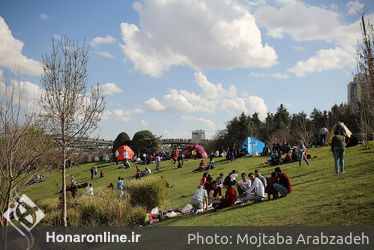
[1, 0, 373, 140]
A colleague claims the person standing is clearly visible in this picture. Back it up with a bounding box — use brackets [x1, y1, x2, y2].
[331, 129, 347, 174]
[297, 140, 310, 167]
[156, 154, 161, 171]
[71, 181, 78, 199]
[90, 167, 94, 180]
[320, 127, 329, 146]
[71, 175, 75, 185]
[87, 184, 94, 196]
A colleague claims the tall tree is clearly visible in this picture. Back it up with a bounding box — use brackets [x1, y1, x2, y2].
[131, 130, 160, 154]
[274, 104, 290, 130]
[41, 37, 105, 226]
[355, 13, 374, 148]
[113, 132, 131, 153]
[0, 73, 52, 249]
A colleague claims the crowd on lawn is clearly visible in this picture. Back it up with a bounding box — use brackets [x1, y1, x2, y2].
[190, 167, 292, 214]
[60, 122, 349, 224]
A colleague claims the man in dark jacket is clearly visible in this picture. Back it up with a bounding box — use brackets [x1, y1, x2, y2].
[331, 129, 347, 174]
[273, 167, 292, 197]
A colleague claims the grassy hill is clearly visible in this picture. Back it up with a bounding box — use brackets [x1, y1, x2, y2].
[24, 143, 374, 226]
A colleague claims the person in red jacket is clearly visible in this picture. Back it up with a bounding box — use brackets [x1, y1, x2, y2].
[213, 180, 237, 210]
[273, 167, 292, 197]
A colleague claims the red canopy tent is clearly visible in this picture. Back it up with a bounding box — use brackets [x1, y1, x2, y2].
[181, 144, 208, 159]
[116, 145, 134, 161]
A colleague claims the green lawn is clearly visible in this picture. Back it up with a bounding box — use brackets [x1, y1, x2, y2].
[24, 142, 374, 226]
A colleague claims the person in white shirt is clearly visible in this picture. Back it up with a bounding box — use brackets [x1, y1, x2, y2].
[191, 185, 208, 214]
[87, 184, 94, 196]
[241, 173, 265, 202]
[236, 173, 251, 196]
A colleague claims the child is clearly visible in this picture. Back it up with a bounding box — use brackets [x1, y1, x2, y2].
[100, 171, 104, 178]
[87, 184, 94, 196]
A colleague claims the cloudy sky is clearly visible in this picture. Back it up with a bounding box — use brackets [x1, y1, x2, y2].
[1, 0, 373, 140]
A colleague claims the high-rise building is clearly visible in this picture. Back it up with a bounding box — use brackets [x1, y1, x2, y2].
[192, 129, 205, 142]
[347, 73, 366, 104]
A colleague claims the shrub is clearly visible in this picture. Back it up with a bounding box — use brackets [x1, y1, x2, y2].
[126, 176, 167, 210]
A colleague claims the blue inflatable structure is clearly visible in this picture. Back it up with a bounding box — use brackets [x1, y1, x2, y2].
[240, 137, 265, 156]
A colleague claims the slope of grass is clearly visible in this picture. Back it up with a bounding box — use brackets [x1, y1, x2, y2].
[24, 142, 374, 226]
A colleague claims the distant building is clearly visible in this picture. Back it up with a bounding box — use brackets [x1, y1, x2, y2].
[348, 73, 367, 104]
[192, 129, 205, 142]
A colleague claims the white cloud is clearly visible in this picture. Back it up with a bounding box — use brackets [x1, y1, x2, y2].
[39, 13, 49, 20]
[0, 17, 43, 76]
[221, 96, 268, 120]
[90, 35, 116, 48]
[120, 0, 277, 77]
[181, 115, 216, 130]
[255, 0, 364, 76]
[249, 72, 289, 79]
[0, 78, 42, 109]
[99, 82, 123, 95]
[96, 51, 115, 58]
[347, 1, 364, 15]
[0, 69, 3, 81]
[144, 72, 268, 119]
[143, 72, 236, 113]
[102, 107, 143, 122]
[288, 47, 353, 76]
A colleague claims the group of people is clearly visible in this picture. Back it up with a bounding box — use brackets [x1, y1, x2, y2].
[190, 167, 292, 214]
[192, 159, 215, 172]
[261, 140, 311, 167]
[136, 165, 152, 179]
[65, 175, 92, 199]
[90, 166, 104, 180]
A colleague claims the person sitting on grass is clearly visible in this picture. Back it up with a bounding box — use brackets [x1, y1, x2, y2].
[124, 159, 131, 169]
[192, 160, 207, 172]
[206, 181, 222, 205]
[265, 172, 278, 199]
[254, 169, 267, 189]
[216, 173, 224, 186]
[236, 172, 251, 196]
[191, 185, 208, 214]
[136, 165, 141, 178]
[273, 167, 292, 197]
[213, 180, 237, 210]
[108, 183, 114, 191]
[225, 170, 238, 185]
[200, 172, 208, 187]
[100, 171, 104, 178]
[208, 159, 215, 169]
[241, 173, 265, 202]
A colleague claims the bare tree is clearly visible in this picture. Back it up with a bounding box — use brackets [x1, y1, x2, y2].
[40, 37, 105, 226]
[0, 71, 53, 250]
[296, 117, 315, 147]
[354, 13, 374, 149]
